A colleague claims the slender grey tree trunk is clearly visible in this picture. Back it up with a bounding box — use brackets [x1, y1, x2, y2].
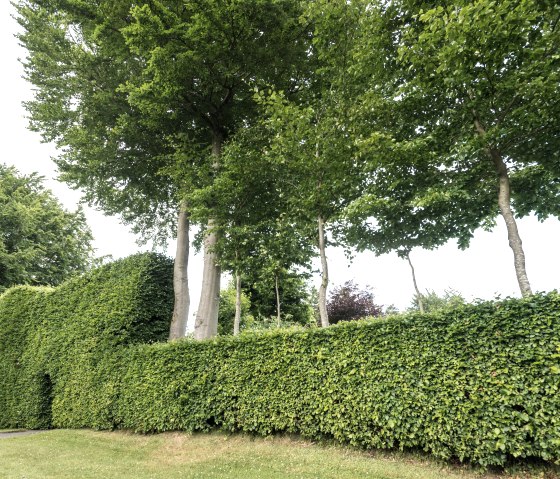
[194, 132, 223, 340]
[234, 272, 241, 336]
[490, 149, 533, 297]
[474, 117, 532, 297]
[275, 273, 281, 327]
[405, 252, 424, 313]
[317, 215, 329, 327]
[169, 203, 190, 340]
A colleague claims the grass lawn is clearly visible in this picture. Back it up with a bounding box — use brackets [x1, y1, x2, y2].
[0, 429, 557, 479]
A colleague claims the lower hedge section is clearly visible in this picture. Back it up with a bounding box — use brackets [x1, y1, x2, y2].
[82, 293, 560, 466]
[1, 257, 559, 466]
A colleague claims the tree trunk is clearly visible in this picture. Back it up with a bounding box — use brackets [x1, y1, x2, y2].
[473, 117, 533, 297]
[317, 215, 329, 327]
[194, 132, 223, 340]
[169, 204, 190, 339]
[275, 273, 281, 327]
[405, 252, 424, 313]
[490, 148, 533, 297]
[234, 272, 241, 336]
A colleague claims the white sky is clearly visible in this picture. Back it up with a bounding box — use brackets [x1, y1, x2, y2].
[2, 2, 559, 319]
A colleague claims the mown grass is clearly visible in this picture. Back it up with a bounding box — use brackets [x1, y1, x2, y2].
[0, 429, 557, 479]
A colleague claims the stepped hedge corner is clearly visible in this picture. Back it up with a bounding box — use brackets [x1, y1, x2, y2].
[1, 258, 559, 467]
[0, 252, 174, 429]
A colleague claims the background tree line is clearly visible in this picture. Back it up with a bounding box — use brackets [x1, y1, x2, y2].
[13, 0, 560, 339]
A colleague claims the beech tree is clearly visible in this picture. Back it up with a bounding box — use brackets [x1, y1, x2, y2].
[191, 124, 314, 332]
[0, 164, 93, 292]
[399, 0, 560, 296]
[261, 93, 361, 327]
[16, 0, 310, 339]
[350, 0, 560, 297]
[254, 0, 364, 327]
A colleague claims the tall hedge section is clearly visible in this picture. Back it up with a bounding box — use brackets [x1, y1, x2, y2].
[0, 252, 173, 429]
[0, 255, 559, 466]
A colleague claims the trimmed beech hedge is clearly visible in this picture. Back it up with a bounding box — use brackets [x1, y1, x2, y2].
[0, 253, 173, 429]
[1, 256, 559, 466]
[113, 294, 560, 466]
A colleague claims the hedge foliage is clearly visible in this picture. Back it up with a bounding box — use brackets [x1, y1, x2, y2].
[113, 294, 560, 466]
[0, 253, 173, 429]
[1, 256, 559, 466]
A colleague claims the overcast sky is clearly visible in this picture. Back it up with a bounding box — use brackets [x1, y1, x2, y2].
[2, 2, 559, 319]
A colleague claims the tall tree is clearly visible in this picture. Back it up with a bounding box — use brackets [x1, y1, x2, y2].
[0, 164, 93, 292]
[260, 90, 361, 327]
[16, 0, 311, 339]
[350, 0, 560, 297]
[190, 124, 315, 330]
[16, 0, 185, 337]
[253, 0, 365, 327]
[121, 0, 311, 339]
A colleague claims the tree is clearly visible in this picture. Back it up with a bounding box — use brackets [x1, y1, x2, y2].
[350, 0, 560, 297]
[16, 0, 185, 338]
[408, 288, 466, 314]
[217, 280, 252, 336]
[0, 164, 93, 292]
[189, 121, 316, 333]
[228, 0, 367, 328]
[326, 281, 383, 324]
[16, 0, 311, 339]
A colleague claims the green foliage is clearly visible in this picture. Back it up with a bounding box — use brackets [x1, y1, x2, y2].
[113, 293, 560, 466]
[347, 0, 560, 254]
[0, 164, 93, 292]
[15, 0, 177, 243]
[243, 270, 314, 327]
[15, 0, 312, 243]
[217, 276, 313, 335]
[217, 282, 252, 336]
[0, 253, 173, 429]
[409, 289, 466, 314]
[3, 276, 560, 466]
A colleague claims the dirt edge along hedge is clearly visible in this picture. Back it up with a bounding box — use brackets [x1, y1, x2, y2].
[0, 252, 173, 429]
[1, 257, 559, 466]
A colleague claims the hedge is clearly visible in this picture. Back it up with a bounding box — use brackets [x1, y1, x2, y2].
[0, 252, 173, 429]
[1, 255, 559, 466]
[112, 294, 560, 466]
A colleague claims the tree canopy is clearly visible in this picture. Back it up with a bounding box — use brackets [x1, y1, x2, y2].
[0, 164, 93, 292]
[346, 0, 560, 296]
[13, 0, 560, 334]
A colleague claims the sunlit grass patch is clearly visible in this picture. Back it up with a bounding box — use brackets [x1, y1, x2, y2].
[0, 430, 558, 479]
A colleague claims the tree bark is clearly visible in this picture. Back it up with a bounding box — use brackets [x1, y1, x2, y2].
[473, 117, 533, 297]
[193, 132, 223, 340]
[169, 203, 190, 339]
[405, 252, 424, 313]
[275, 273, 281, 327]
[317, 215, 330, 327]
[234, 272, 241, 336]
[489, 148, 533, 297]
